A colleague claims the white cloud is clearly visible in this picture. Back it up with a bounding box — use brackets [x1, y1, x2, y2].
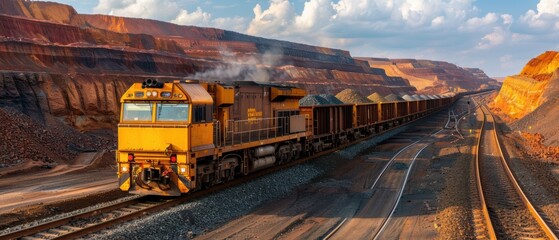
[501, 14, 513, 25]
[211, 17, 248, 33]
[477, 27, 506, 49]
[520, 0, 559, 30]
[332, 0, 393, 20]
[294, 0, 335, 30]
[94, 0, 247, 32]
[172, 7, 211, 26]
[537, 0, 559, 15]
[431, 16, 445, 27]
[94, 0, 181, 21]
[246, 0, 479, 44]
[461, 13, 499, 31]
[247, 0, 296, 37]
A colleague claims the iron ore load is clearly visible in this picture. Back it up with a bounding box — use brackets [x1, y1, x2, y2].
[116, 79, 455, 196]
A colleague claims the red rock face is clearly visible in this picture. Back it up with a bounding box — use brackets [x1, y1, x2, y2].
[0, 0, 480, 132]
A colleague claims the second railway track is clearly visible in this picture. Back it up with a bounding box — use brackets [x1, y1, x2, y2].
[475, 103, 558, 240]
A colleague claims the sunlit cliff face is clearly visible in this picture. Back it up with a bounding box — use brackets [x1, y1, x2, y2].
[493, 51, 559, 119]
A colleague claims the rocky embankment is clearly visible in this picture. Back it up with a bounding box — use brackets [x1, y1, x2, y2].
[0, 107, 113, 169]
[493, 51, 559, 119]
[493, 50, 559, 157]
[359, 57, 499, 94]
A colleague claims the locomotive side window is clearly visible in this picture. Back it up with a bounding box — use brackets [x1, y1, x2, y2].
[122, 103, 153, 121]
[193, 104, 213, 123]
[156, 103, 189, 122]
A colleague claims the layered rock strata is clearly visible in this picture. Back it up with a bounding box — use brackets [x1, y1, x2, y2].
[359, 57, 499, 94]
[494, 51, 559, 119]
[494, 51, 559, 146]
[0, 0, 420, 132]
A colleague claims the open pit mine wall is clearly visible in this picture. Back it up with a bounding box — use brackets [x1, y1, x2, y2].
[359, 57, 498, 94]
[0, 0, 417, 131]
[494, 51, 559, 119]
[0, 71, 137, 130]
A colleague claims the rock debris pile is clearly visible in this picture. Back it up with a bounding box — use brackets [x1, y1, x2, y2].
[0, 108, 114, 168]
[319, 94, 344, 105]
[367, 92, 387, 103]
[299, 95, 342, 106]
[384, 93, 404, 102]
[335, 89, 371, 104]
[519, 133, 559, 162]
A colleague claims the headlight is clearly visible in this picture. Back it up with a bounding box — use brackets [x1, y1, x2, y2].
[152, 91, 158, 97]
[180, 167, 186, 173]
[121, 166, 128, 172]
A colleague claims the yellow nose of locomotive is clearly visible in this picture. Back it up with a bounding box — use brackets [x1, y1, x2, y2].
[116, 79, 213, 196]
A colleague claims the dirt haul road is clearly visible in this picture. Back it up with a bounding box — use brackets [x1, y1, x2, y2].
[0, 151, 117, 215]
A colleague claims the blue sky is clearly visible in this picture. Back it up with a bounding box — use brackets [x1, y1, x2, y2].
[49, 0, 558, 77]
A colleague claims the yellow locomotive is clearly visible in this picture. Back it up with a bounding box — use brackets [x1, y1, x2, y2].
[117, 79, 307, 196]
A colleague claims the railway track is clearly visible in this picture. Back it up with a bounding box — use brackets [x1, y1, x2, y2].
[323, 111, 452, 240]
[474, 104, 558, 240]
[0, 194, 194, 240]
[322, 138, 434, 240]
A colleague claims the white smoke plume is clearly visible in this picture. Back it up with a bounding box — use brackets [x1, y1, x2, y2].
[187, 48, 285, 83]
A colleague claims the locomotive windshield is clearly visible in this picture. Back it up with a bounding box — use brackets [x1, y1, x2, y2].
[156, 103, 189, 122]
[122, 102, 153, 121]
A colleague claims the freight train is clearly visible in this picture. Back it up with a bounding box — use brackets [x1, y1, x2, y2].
[116, 79, 455, 196]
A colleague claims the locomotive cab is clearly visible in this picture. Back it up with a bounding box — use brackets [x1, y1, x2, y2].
[117, 79, 213, 196]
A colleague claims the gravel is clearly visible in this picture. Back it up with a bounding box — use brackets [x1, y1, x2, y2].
[92, 164, 322, 239]
[319, 94, 344, 105]
[384, 93, 404, 102]
[509, 96, 559, 147]
[367, 92, 387, 103]
[401, 95, 414, 101]
[299, 95, 329, 106]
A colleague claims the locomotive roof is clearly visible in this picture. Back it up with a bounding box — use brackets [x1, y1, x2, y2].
[232, 81, 298, 89]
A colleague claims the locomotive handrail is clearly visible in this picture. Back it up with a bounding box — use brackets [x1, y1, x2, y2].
[223, 115, 307, 146]
[213, 120, 222, 147]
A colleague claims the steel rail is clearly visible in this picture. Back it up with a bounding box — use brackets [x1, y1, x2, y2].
[483, 105, 558, 240]
[474, 104, 497, 240]
[372, 143, 430, 240]
[0, 196, 146, 240]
